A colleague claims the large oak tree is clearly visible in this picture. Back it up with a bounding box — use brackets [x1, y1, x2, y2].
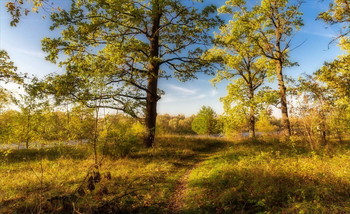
[39, 0, 220, 147]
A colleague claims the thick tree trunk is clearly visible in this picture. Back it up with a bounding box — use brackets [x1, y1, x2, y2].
[144, 76, 158, 148]
[276, 59, 291, 136]
[248, 87, 255, 138]
[144, 1, 161, 148]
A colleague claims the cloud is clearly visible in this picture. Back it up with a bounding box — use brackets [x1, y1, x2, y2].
[159, 95, 180, 104]
[210, 89, 219, 96]
[300, 30, 335, 38]
[167, 84, 197, 95]
[159, 93, 207, 104]
[12, 48, 46, 58]
[193, 94, 207, 100]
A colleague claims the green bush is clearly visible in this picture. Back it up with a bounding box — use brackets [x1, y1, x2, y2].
[100, 115, 144, 158]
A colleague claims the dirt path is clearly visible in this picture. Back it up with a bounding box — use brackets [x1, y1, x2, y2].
[166, 164, 196, 213]
[166, 153, 215, 214]
[164, 138, 229, 213]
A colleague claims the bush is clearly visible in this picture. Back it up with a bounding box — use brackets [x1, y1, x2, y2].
[100, 115, 144, 158]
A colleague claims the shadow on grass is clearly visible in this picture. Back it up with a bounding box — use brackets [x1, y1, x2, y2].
[131, 136, 229, 162]
[0, 145, 90, 164]
[184, 168, 350, 213]
[180, 138, 350, 214]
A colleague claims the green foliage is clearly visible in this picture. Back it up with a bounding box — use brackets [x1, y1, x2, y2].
[206, 0, 288, 138]
[0, 50, 20, 83]
[191, 106, 220, 135]
[289, 73, 350, 148]
[310, 0, 350, 145]
[0, 50, 21, 110]
[5, 0, 46, 26]
[255, 110, 279, 133]
[156, 114, 195, 135]
[318, 0, 350, 40]
[100, 114, 144, 158]
[257, 0, 304, 134]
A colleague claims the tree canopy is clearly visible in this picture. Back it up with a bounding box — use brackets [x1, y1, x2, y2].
[191, 106, 219, 135]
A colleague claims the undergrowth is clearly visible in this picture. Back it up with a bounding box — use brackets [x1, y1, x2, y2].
[1, 136, 350, 213]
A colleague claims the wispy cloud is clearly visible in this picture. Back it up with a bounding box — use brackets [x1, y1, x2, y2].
[300, 30, 336, 38]
[193, 94, 207, 100]
[159, 95, 179, 104]
[168, 84, 197, 95]
[159, 93, 207, 104]
[12, 48, 46, 58]
[210, 89, 219, 96]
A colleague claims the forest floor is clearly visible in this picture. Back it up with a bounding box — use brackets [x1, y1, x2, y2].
[1, 135, 350, 213]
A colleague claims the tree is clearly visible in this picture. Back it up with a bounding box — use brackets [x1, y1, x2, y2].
[5, 0, 50, 26]
[317, 0, 350, 142]
[294, 75, 335, 146]
[0, 50, 19, 81]
[318, 0, 350, 40]
[204, 0, 277, 138]
[255, 110, 278, 133]
[39, 0, 221, 148]
[0, 49, 21, 115]
[191, 106, 219, 136]
[251, 0, 303, 136]
[221, 80, 278, 137]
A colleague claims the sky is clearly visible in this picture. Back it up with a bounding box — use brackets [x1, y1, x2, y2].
[0, 0, 344, 117]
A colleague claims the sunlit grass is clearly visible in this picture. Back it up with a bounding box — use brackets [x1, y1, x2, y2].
[184, 139, 350, 213]
[2, 136, 350, 213]
[0, 135, 227, 213]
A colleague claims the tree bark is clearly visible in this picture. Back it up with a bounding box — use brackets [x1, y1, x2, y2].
[276, 59, 291, 136]
[144, 0, 161, 148]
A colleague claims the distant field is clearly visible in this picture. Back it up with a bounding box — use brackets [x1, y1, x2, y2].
[1, 136, 350, 213]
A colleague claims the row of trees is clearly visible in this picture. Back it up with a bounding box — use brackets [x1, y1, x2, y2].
[0, 102, 279, 149]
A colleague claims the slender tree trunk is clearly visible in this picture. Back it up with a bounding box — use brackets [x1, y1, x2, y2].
[319, 113, 327, 146]
[248, 87, 255, 138]
[276, 59, 291, 136]
[26, 114, 31, 149]
[144, 1, 161, 148]
[93, 107, 99, 164]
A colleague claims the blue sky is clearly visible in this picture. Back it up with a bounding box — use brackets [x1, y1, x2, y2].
[0, 0, 343, 116]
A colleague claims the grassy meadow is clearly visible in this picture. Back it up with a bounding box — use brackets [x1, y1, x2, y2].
[1, 136, 350, 213]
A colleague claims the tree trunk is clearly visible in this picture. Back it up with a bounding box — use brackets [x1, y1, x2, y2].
[144, 76, 158, 148]
[26, 114, 31, 149]
[248, 87, 255, 138]
[276, 59, 291, 136]
[144, 1, 161, 148]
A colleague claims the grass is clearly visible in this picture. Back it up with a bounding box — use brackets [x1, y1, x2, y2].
[1, 136, 350, 213]
[183, 139, 350, 213]
[0, 135, 227, 213]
